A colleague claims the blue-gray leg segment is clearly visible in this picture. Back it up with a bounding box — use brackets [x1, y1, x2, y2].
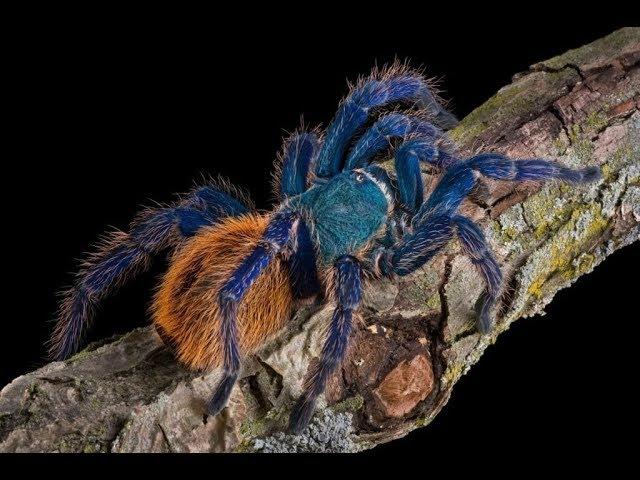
[382, 215, 454, 276]
[279, 131, 320, 198]
[50, 184, 249, 361]
[395, 138, 458, 213]
[415, 154, 601, 226]
[415, 162, 477, 222]
[453, 216, 502, 333]
[315, 73, 457, 180]
[374, 153, 601, 334]
[288, 220, 321, 299]
[289, 255, 362, 433]
[378, 213, 501, 333]
[344, 113, 442, 171]
[208, 211, 298, 416]
[469, 153, 602, 183]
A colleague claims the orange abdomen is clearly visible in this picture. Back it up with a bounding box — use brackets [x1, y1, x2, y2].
[152, 213, 294, 371]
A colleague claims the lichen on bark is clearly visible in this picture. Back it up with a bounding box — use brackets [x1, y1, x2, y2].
[1, 28, 638, 453]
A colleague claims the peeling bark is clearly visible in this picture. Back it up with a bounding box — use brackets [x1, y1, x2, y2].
[1, 28, 638, 453]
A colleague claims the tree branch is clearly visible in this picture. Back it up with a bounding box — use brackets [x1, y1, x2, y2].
[1, 28, 638, 453]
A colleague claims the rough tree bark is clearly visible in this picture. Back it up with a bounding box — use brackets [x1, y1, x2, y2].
[1, 28, 638, 453]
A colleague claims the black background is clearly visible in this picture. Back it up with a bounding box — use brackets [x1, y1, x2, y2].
[4, 12, 638, 462]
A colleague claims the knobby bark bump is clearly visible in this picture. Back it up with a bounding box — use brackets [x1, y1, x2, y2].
[1, 28, 638, 453]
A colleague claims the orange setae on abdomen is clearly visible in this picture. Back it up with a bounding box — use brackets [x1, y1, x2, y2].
[152, 213, 294, 371]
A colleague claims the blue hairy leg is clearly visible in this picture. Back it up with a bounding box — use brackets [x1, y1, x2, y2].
[415, 154, 601, 227]
[289, 255, 362, 433]
[380, 214, 454, 276]
[379, 213, 501, 332]
[315, 70, 457, 179]
[288, 220, 321, 299]
[469, 153, 602, 183]
[279, 131, 320, 198]
[394, 138, 458, 213]
[208, 211, 298, 415]
[344, 113, 442, 170]
[415, 161, 477, 223]
[50, 185, 250, 361]
[176, 185, 250, 235]
[379, 154, 601, 331]
[453, 216, 502, 332]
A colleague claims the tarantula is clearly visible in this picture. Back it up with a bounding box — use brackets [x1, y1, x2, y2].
[50, 64, 600, 433]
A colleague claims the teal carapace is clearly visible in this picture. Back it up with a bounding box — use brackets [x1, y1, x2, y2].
[293, 168, 390, 264]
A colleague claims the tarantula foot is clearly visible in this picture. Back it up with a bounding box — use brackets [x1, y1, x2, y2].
[207, 374, 237, 416]
[474, 292, 495, 334]
[288, 397, 316, 435]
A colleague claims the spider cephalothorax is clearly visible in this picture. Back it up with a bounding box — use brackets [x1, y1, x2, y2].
[50, 63, 600, 433]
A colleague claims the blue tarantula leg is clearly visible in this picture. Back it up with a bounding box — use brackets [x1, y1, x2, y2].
[288, 220, 321, 299]
[377, 214, 501, 332]
[289, 255, 362, 434]
[344, 113, 442, 170]
[469, 153, 602, 183]
[181, 184, 251, 233]
[394, 138, 459, 213]
[50, 184, 250, 361]
[414, 154, 602, 229]
[278, 131, 321, 198]
[379, 214, 454, 276]
[453, 216, 503, 333]
[208, 211, 298, 416]
[315, 70, 457, 180]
